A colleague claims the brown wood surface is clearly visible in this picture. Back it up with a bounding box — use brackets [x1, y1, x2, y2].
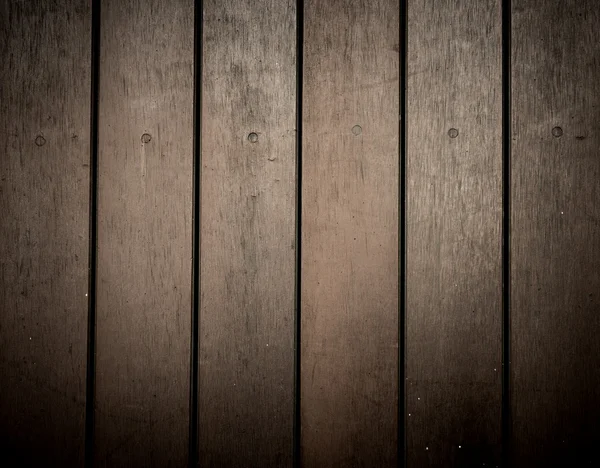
[94, 1, 194, 466]
[510, 1, 600, 466]
[198, 0, 297, 466]
[301, 1, 399, 465]
[3, 2, 600, 466]
[0, 1, 91, 465]
[406, 1, 503, 466]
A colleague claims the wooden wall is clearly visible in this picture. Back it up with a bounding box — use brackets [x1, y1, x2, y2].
[0, 1, 598, 467]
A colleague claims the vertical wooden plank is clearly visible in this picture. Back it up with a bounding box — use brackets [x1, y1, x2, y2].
[406, 1, 502, 466]
[301, 1, 399, 465]
[199, 0, 296, 466]
[0, 1, 90, 465]
[95, 1, 193, 466]
[511, 1, 600, 465]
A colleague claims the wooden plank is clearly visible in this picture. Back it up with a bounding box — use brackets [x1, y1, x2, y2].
[0, 1, 90, 465]
[94, 1, 194, 466]
[198, 0, 296, 465]
[511, 1, 600, 465]
[301, 1, 399, 465]
[405, 1, 502, 466]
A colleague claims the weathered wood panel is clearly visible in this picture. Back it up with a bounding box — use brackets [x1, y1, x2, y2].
[0, 1, 90, 465]
[406, 1, 503, 466]
[95, 1, 194, 466]
[198, 0, 296, 466]
[511, 1, 600, 466]
[301, 1, 399, 465]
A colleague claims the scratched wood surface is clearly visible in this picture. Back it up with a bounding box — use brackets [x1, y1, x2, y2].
[198, 0, 296, 466]
[511, 1, 600, 466]
[0, 1, 90, 465]
[301, 0, 399, 465]
[94, 0, 194, 466]
[4, 2, 600, 467]
[406, 1, 503, 466]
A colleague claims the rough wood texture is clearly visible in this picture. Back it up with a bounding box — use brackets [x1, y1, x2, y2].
[511, 1, 600, 466]
[95, 1, 194, 466]
[0, 1, 90, 465]
[406, 1, 502, 466]
[198, 1, 296, 466]
[301, 1, 399, 465]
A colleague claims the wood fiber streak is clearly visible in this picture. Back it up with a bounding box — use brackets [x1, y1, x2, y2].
[199, 1, 296, 466]
[95, 1, 194, 466]
[511, 1, 600, 466]
[0, 1, 90, 465]
[301, 1, 399, 466]
[406, 1, 502, 466]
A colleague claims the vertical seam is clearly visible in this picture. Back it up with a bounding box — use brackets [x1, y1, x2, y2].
[189, 0, 203, 466]
[85, 0, 101, 466]
[294, 0, 304, 466]
[399, 0, 407, 466]
[501, 0, 512, 466]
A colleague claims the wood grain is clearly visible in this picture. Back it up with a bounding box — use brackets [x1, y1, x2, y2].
[198, 0, 296, 466]
[95, 1, 194, 466]
[0, 1, 90, 465]
[301, 1, 399, 465]
[511, 1, 600, 465]
[406, 1, 503, 466]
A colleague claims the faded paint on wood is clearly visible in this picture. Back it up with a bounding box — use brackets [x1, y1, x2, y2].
[511, 1, 600, 465]
[198, 0, 297, 466]
[95, 0, 194, 466]
[301, 0, 400, 465]
[0, 1, 91, 465]
[406, 1, 503, 466]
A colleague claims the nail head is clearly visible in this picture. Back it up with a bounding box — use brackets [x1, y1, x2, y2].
[448, 128, 459, 139]
[552, 126, 563, 138]
[35, 135, 46, 147]
[141, 133, 152, 143]
[248, 132, 259, 143]
[352, 125, 362, 136]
